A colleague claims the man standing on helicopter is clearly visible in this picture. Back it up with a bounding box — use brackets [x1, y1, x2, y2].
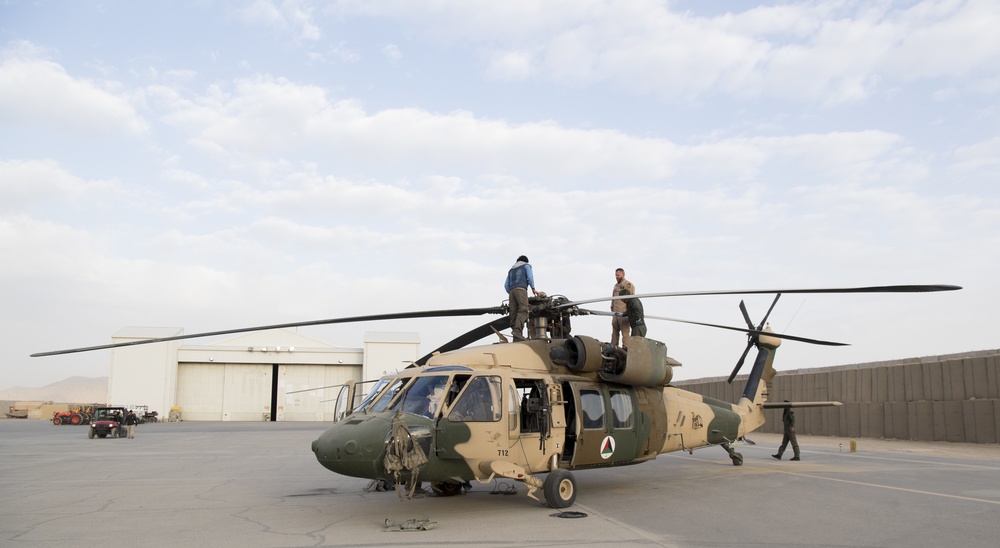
[611, 268, 635, 346]
[617, 288, 646, 346]
[504, 255, 538, 341]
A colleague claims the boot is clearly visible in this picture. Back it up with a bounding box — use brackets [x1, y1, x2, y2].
[790, 455, 800, 461]
[772, 454, 781, 460]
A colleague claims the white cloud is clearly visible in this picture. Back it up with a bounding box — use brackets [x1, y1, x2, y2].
[950, 136, 1000, 177]
[0, 159, 123, 213]
[382, 44, 402, 63]
[0, 42, 148, 136]
[149, 74, 939, 191]
[484, 50, 534, 80]
[332, 0, 1000, 103]
[236, 0, 322, 42]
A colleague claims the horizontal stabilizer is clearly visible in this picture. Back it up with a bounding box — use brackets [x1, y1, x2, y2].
[763, 401, 842, 408]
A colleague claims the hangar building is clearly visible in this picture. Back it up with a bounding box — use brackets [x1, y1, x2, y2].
[106, 327, 420, 421]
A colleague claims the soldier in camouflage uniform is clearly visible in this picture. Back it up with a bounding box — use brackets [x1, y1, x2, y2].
[617, 288, 645, 345]
[773, 404, 800, 461]
[611, 268, 635, 345]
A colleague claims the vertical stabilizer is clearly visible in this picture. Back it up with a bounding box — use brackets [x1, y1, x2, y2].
[740, 329, 782, 403]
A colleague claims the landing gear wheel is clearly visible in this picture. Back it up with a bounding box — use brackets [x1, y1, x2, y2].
[431, 482, 464, 497]
[543, 469, 577, 508]
[721, 441, 743, 466]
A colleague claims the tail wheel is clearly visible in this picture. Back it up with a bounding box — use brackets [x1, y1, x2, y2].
[731, 452, 744, 466]
[543, 469, 577, 508]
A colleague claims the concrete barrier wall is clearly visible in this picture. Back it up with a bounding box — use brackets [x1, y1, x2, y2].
[675, 349, 1000, 444]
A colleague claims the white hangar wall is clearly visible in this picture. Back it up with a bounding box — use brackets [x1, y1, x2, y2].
[107, 327, 183, 415]
[107, 328, 419, 421]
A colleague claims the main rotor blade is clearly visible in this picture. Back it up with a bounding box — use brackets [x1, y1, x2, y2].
[412, 316, 512, 367]
[560, 284, 961, 308]
[32, 306, 506, 357]
[581, 309, 848, 346]
[648, 315, 847, 346]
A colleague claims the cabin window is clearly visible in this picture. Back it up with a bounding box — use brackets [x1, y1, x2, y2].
[580, 388, 605, 430]
[399, 376, 449, 419]
[610, 389, 633, 429]
[508, 386, 519, 432]
[448, 376, 502, 422]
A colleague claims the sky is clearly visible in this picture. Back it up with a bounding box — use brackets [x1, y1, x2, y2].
[1, 0, 997, 390]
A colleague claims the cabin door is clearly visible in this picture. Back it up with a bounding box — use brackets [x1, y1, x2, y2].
[507, 378, 565, 471]
[566, 382, 639, 467]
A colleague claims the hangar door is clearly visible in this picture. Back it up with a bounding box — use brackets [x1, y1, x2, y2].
[280, 364, 362, 422]
[177, 363, 273, 421]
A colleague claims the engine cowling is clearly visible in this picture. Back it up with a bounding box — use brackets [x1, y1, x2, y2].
[599, 336, 673, 387]
[563, 335, 606, 373]
[556, 335, 673, 387]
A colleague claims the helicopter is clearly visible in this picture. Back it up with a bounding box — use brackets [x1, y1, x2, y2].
[33, 283, 961, 508]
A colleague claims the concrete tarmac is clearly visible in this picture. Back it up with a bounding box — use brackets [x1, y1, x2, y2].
[2, 419, 998, 547]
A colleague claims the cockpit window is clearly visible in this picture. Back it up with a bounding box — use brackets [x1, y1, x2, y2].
[448, 376, 502, 422]
[353, 378, 392, 413]
[369, 378, 406, 413]
[399, 376, 449, 419]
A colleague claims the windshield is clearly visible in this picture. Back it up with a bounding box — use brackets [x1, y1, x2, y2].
[369, 378, 406, 413]
[398, 376, 449, 419]
[353, 378, 392, 413]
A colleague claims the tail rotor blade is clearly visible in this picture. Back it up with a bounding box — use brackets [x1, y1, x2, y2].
[739, 300, 753, 329]
[757, 293, 782, 330]
[728, 341, 754, 383]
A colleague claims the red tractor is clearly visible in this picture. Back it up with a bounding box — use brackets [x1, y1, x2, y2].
[52, 405, 96, 425]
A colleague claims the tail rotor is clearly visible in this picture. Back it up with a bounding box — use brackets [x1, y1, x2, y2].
[727, 293, 781, 384]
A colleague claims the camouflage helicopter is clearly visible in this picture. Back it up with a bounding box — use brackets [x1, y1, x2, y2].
[33, 283, 960, 508]
[307, 284, 960, 508]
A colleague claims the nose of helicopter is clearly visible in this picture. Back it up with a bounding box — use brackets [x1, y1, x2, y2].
[312, 414, 391, 479]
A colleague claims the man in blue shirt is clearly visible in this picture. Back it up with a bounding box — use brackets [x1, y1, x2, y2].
[504, 255, 538, 341]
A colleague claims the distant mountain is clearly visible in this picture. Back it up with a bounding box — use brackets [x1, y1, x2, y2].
[0, 376, 108, 403]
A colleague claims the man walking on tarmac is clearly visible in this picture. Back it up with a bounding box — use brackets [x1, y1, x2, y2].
[773, 403, 800, 461]
[124, 410, 139, 439]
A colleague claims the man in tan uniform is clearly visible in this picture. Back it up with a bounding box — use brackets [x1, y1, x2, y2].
[611, 268, 635, 346]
